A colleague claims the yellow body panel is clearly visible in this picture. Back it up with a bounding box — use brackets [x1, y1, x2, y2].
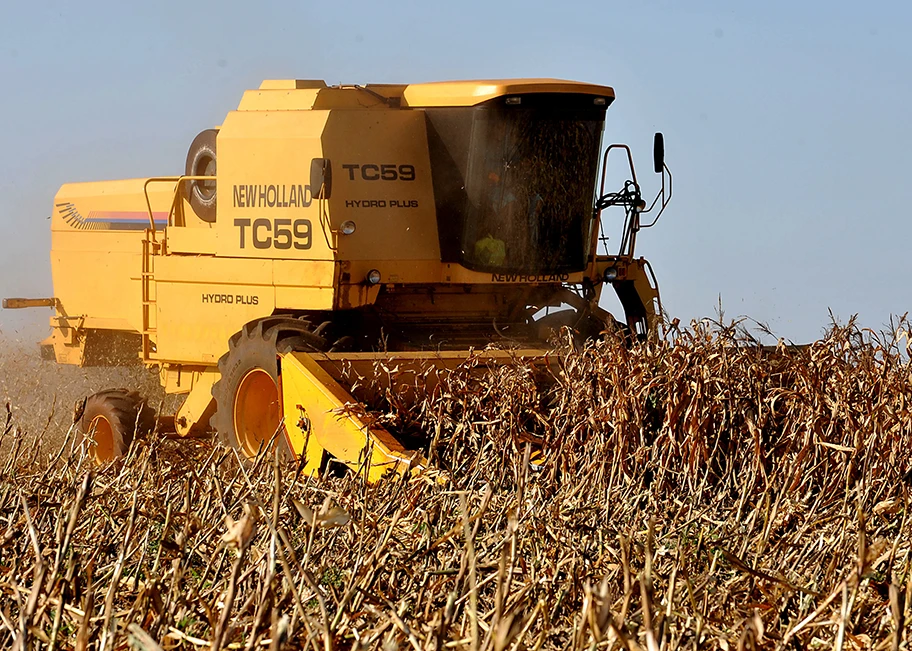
[237, 89, 324, 112]
[153, 256, 274, 363]
[165, 226, 217, 254]
[258, 80, 327, 90]
[51, 179, 174, 333]
[273, 259, 339, 311]
[151, 256, 340, 364]
[215, 110, 328, 260]
[324, 110, 440, 262]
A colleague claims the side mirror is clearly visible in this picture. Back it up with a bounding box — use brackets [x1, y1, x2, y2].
[310, 158, 333, 199]
[653, 132, 665, 174]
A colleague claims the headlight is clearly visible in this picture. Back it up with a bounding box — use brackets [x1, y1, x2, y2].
[340, 220, 356, 235]
[604, 267, 618, 282]
[366, 269, 381, 285]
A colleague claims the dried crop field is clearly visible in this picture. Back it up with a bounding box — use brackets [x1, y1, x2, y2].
[1, 319, 912, 650]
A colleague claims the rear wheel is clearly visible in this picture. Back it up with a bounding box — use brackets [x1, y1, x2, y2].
[211, 318, 330, 461]
[78, 389, 154, 463]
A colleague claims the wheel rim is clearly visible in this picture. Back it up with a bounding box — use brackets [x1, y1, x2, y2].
[89, 415, 115, 463]
[194, 155, 216, 199]
[233, 368, 280, 458]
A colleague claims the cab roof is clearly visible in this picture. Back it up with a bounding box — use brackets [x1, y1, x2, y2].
[238, 78, 615, 111]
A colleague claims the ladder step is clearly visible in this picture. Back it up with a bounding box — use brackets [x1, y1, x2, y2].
[142, 238, 160, 362]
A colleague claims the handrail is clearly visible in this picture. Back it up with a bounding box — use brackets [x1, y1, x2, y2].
[142, 175, 216, 234]
[598, 144, 638, 198]
[596, 145, 641, 258]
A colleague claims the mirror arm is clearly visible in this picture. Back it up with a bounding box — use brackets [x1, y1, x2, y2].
[639, 164, 672, 228]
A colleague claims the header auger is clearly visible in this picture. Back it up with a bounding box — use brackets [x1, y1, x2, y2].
[4, 78, 671, 478]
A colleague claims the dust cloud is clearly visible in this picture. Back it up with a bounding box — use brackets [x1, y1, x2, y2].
[0, 329, 166, 452]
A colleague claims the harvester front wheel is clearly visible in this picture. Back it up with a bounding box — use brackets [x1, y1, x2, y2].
[212, 319, 328, 461]
[78, 389, 154, 464]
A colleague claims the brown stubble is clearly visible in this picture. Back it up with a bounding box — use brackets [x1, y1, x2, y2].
[0, 316, 910, 648]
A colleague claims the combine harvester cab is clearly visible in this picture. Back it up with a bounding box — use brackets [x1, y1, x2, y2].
[4, 78, 672, 478]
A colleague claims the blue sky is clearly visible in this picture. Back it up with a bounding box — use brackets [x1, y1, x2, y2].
[1, 0, 909, 343]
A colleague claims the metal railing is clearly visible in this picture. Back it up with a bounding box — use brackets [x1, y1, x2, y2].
[142, 175, 216, 235]
[140, 175, 216, 360]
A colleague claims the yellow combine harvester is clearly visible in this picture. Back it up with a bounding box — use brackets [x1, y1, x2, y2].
[4, 78, 671, 479]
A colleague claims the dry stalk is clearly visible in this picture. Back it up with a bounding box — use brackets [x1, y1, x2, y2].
[0, 317, 908, 648]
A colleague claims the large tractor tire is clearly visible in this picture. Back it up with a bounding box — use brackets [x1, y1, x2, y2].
[211, 318, 332, 461]
[185, 129, 218, 223]
[78, 389, 155, 464]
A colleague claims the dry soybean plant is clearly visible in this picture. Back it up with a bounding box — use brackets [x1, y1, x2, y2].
[0, 316, 911, 650]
